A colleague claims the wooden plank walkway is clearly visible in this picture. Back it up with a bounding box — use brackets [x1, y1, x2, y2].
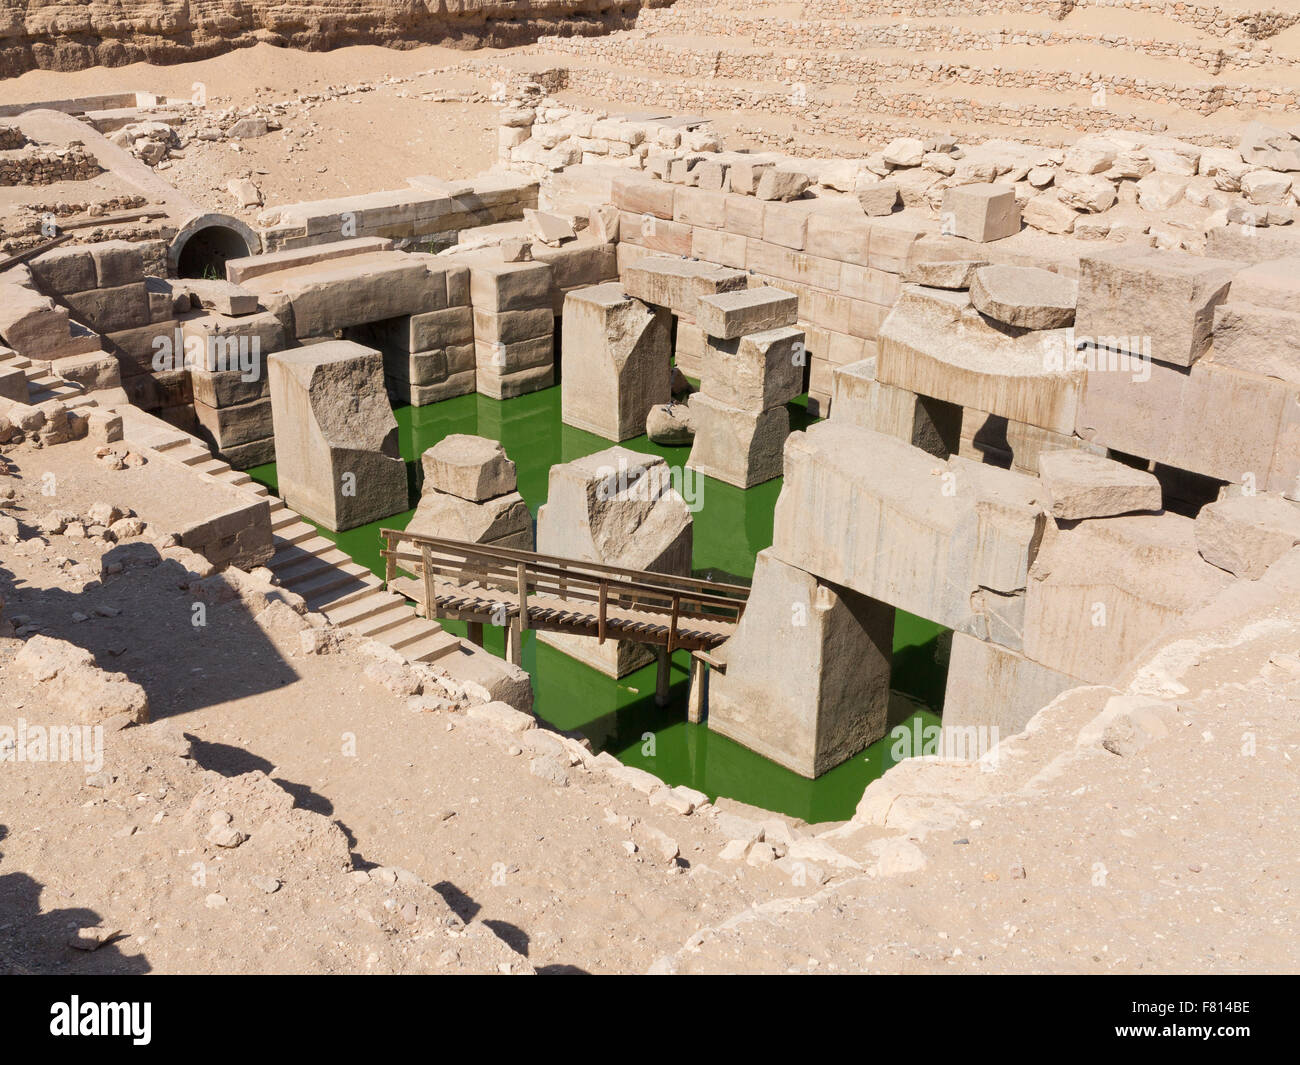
[380, 529, 750, 662]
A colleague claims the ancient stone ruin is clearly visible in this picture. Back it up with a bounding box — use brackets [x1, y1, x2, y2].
[1, 0, 1298, 980]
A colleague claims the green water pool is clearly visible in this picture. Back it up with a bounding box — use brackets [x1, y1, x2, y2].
[248, 385, 949, 823]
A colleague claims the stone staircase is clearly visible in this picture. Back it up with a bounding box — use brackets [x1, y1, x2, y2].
[121, 414, 465, 667]
[503, 0, 1300, 150]
[0, 349, 87, 405]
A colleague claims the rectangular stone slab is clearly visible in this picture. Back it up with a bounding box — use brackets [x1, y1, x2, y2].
[695, 287, 799, 340]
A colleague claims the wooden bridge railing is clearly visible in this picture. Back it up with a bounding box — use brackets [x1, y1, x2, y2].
[379, 528, 750, 655]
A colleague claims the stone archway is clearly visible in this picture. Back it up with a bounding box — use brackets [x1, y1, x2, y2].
[167, 212, 261, 279]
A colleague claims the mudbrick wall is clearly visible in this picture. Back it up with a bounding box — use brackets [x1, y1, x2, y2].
[0, 0, 656, 77]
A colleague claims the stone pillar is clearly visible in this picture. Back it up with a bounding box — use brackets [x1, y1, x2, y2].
[405, 434, 532, 551]
[687, 325, 803, 488]
[535, 446, 693, 677]
[267, 340, 408, 531]
[560, 283, 671, 441]
[708, 549, 894, 779]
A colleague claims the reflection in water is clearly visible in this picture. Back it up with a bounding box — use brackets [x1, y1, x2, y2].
[249, 386, 949, 823]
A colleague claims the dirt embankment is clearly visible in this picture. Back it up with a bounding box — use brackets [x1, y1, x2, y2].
[0, 0, 645, 78]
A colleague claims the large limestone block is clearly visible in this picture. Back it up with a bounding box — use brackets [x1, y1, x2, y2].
[878, 285, 1084, 435]
[970, 265, 1077, 330]
[709, 550, 895, 778]
[686, 393, 789, 489]
[1211, 302, 1300, 385]
[830, 358, 917, 441]
[243, 253, 452, 338]
[536, 448, 693, 677]
[695, 287, 798, 340]
[1227, 256, 1300, 312]
[700, 326, 804, 413]
[1195, 493, 1300, 579]
[941, 633, 1079, 738]
[621, 256, 747, 317]
[940, 183, 1021, 242]
[772, 422, 1045, 644]
[1076, 352, 1298, 492]
[1038, 450, 1162, 520]
[1075, 247, 1243, 368]
[406, 490, 532, 550]
[267, 341, 407, 531]
[421, 434, 516, 502]
[560, 284, 671, 441]
[0, 283, 85, 360]
[1023, 513, 1232, 683]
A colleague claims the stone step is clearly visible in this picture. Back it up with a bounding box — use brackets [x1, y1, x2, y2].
[273, 546, 353, 580]
[287, 564, 376, 603]
[401, 630, 463, 664]
[376, 617, 441, 648]
[355, 603, 421, 638]
[272, 521, 321, 547]
[322, 588, 407, 628]
[306, 579, 383, 613]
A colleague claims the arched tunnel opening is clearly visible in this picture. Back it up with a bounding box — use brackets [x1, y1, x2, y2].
[168, 213, 260, 279]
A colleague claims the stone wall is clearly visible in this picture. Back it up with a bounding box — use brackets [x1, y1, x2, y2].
[537, 36, 1297, 115]
[0, 0, 650, 78]
[632, 10, 1274, 73]
[0, 143, 101, 185]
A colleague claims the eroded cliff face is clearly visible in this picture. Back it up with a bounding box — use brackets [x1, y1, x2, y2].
[0, 0, 644, 77]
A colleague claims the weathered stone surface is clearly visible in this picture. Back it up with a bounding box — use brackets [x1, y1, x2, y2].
[561, 283, 671, 442]
[878, 285, 1083, 435]
[268, 340, 407, 531]
[755, 168, 811, 202]
[646, 399, 696, 445]
[772, 422, 1045, 644]
[856, 180, 900, 216]
[1195, 493, 1300, 579]
[1075, 247, 1242, 369]
[970, 265, 1077, 330]
[1038, 450, 1162, 520]
[536, 448, 692, 676]
[242, 252, 453, 339]
[1022, 193, 1078, 234]
[687, 393, 789, 489]
[940, 183, 1021, 242]
[420, 434, 516, 502]
[901, 259, 988, 290]
[701, 326, 804, 413]
[621, 256, 748, 317]
[941, 632, 1079, 737]
[882, 137, 925, 168]
[1239, 121, 1300, 172]
[695, 287, 798, 340]
[709, 550, 894, 778]
[829, 358, 917, 442]
[1209, 302, 1300, 385]
[1024, 513, 1232, 683]
[1076, 352, 1298, 493]
[1228, 256, 1300, 312]
[406, 489, 532, 550]
[15, 635, 149, 724]
[1056, 173, 1117, 213]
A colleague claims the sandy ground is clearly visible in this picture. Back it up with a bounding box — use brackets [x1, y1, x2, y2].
[0, 44, 507, 223]
[3, 428, 1299, 975]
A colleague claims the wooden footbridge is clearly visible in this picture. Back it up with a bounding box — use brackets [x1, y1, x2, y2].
[380, 528, 748, 710]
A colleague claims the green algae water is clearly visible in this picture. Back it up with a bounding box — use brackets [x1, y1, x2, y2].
[249, 385, 948, 823]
